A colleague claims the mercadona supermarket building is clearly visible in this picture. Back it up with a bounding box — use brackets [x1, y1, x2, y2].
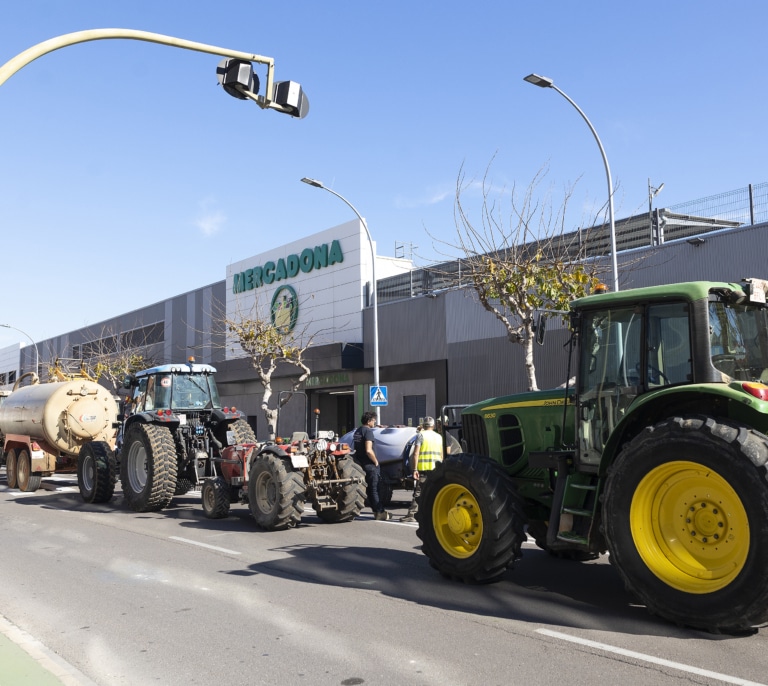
[5, 185, 768, 439]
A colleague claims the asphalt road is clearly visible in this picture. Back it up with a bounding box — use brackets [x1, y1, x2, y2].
[1, 469, 767, 686]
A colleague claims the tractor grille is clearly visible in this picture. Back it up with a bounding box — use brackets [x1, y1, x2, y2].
[462, 413, 489, 456]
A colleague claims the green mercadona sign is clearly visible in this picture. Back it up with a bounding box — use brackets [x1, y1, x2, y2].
[306, 372, 350, 388]
[232, 239, 344, 293]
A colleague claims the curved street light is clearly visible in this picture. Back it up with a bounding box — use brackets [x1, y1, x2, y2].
[0, 28, 308, 116]
[300, 177, 381, 423]
[524, 73, 619, 292]
[0, 323, 39, 376]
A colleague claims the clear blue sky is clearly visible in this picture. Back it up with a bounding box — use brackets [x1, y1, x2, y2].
[1, 0, 765, 346]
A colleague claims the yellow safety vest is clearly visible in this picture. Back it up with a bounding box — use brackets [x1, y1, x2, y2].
[415, 430, 443, 471]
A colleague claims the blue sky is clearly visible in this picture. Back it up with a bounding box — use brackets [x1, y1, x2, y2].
[1, 0, 765, 346]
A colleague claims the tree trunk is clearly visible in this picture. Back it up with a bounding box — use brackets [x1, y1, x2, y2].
[263, 406, 279, 441]
[524, 331, 538, 392]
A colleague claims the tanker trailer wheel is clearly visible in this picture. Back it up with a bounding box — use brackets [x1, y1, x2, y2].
[201, 477, 231, 519]
[5, 448, 18, 489]
[78, 441, 117, 504]
[603, 416, 768, 633]
[416, 453, 526, 583]
[248, 452, 304, 530]
[120, 423, 177, 513]
[314, 457, 366, 523]
[16, 449, 41, 492]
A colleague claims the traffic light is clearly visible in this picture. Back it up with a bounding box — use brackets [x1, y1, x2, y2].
[216, 58, 258, 99]
[215, 59, 309, 118]
[273, 80, 309, 119]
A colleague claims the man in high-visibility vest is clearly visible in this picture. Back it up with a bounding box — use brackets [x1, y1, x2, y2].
[401, 416, 447, 522]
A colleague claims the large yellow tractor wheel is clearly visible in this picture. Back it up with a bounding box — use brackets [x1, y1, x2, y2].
[604, 416, 768, 633]
[416, 453, 525, 583]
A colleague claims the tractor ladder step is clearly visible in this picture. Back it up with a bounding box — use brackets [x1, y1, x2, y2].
[562, 506, 593, 518]
[555, 531, 589, 545]
[567, 482, 597, 492]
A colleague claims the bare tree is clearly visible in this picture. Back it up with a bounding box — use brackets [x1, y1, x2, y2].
[444, 163, 602, 391]
[64, 323, 159, 393]
[225, 300, 316, 440]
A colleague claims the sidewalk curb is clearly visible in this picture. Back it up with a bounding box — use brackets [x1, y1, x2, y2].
[0, 614, 97, 686]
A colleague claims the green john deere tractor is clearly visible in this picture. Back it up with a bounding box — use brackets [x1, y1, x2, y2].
[417, 278, 768, 632]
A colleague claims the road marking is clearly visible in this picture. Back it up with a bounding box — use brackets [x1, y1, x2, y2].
[536, 628, 766, 686]
[169, 536, 241, 555]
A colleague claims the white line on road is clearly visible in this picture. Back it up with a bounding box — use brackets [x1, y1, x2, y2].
[169, 536, 241, 555]
[536, 628, 767, 686]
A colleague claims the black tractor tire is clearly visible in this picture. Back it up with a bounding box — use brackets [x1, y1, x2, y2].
[201, 477, 231, 519]
[78, 441, 117, 504]
[16, 449, 41, 492]
[314, 457, 366, 523]
[248, 452, 305, 530]
[416, 453, 526, 583]
[227, 418, 257, 445]
[603, 416, 768, 633]
[5, 448, 18, 489]
[174, 478, 195, 496]
[120, 423, 178, 512]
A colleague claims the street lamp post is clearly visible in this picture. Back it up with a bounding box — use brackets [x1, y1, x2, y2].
[523, 73, 619, 292]
[300, 177, 381, 423]
[0, 324, 39, 377]
[648, 178, 665, 245]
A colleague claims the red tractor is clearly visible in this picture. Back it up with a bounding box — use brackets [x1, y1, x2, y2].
[201, 430, 366, 530]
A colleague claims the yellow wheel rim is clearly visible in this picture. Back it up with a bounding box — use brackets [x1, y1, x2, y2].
[433, 483, 483, 559]
[630, 460, 749, 593]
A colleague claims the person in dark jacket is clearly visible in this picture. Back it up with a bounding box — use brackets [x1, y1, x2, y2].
[352, 411, 391, 520]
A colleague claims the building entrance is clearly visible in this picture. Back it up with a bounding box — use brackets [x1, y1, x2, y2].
[309, 389, 355, 437]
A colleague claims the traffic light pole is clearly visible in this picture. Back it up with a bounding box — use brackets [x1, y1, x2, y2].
[0, 28, 294, 114]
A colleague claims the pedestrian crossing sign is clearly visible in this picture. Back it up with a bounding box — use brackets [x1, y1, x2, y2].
[370, 385, 388, 406]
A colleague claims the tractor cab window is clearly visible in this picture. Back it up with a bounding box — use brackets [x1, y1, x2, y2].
[646, 303, 692, 387]
[709, 299, 768, 382]
[577, 301, 692, 467]
[134, 377, 148, 412]
[577, 307, 639, 466]
[169, 373, 221, 410]
[153, 376, 171, 409]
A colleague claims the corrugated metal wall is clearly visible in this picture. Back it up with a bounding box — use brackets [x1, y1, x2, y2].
[36, 281, 225, 374]
[372, 221, 768, 410]
[616, 221, 768, 289]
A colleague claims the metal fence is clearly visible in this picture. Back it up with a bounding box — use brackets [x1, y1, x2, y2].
[378, 182, 768, 303]
[667, 182, 767, 227]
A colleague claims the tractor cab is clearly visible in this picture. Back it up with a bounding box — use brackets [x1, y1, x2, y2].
[127, 360, 221, 415]
[572, 278, 768, 470]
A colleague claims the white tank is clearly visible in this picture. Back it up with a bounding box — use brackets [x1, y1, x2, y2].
[0, 380, 117, 456]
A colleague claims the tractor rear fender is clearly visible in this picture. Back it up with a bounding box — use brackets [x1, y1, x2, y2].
[256, 444, 308, 470]
[598, 382, 768, 474]
[208, 407, 246, 430]
[124, 411, 180, 432]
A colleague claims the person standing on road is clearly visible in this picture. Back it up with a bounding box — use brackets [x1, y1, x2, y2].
[353, 411, 391, 521]
[401, 416, 447, 522]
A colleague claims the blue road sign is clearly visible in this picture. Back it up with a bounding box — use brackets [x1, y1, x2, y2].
[370, 385, 388, 406]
